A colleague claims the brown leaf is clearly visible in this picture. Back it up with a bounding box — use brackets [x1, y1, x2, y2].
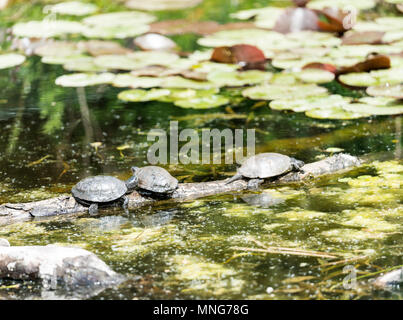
[293, 0, 310, 7]
[315, 7, 352, 33]
[77, 40, 132, 56]
[342, 31, 385, 45]
[211, 44, 266, 69]
[273, 8, 319, 34]
[303, 62, 337, 74]
[337, 54, 391, 75]
[398, 4, 403, 14]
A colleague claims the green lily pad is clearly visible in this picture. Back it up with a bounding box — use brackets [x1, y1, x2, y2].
[305, 107, 370, 120]
[82, 24, 150, 39]
[41, 54, 89, 65]
[366, 84, 403, 99]
[207, 70, 272, 87]
[307, 0, 376, 10]
[338, 73, 378, 87]
[44, 1, 98, 16]
[34, 41, 82, 57]
[55, 73, 115, 87]
[63, 57, 107, 72]
[94, 51, 179, 70]
[173, 95, 229, 109]
[344, 101, 403, 115]
[113, 74, 163, 88]
[295, 69, 335, 84]
[0, 53, 26, 69]
[242, 84, 328, 101]
[125, 0, 202, 11]
[161, 76, 216, 89]
[83, 11, 155, 27]
[270, 95, 350, 112]
[118, 88, 171, 102]
[12, 20, 84, 38]
[197, 29, 284, 47]
[157, 88, 219, 103]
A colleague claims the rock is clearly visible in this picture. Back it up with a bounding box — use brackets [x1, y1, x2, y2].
[373, 268, 403, 291]
[0, 245, 125, 293]
[0, 238, 10, 247]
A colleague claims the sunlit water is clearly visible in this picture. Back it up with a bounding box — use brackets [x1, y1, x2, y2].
[0, 0, 402, 300]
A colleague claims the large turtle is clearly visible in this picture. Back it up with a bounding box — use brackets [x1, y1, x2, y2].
[130, 166, 178, 196]
[226, 153, 304, 188]
[72, 175, 138, 215]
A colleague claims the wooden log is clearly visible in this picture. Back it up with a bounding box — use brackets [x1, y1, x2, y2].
[0, 153, 362, 224]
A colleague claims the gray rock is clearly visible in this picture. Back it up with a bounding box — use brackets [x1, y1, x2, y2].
[0, 238, 10, 247]
[373, 268, 403, 291]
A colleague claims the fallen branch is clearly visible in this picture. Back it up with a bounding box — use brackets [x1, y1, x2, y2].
[231, 246, 339, 259]
[0, 153, 361, 224]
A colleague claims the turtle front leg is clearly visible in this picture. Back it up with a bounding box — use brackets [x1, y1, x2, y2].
[247, 179, 264, 190]
[122, 196, 129, 214]
[290, 158, 305, 173]
[88, 203, 98, 216]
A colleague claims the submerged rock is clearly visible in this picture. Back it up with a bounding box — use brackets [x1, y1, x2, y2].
[0, 245, 125, 293]
[373, 268, 403, 291]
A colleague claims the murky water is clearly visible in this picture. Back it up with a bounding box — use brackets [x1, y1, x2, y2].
[0, 0, 402, 300]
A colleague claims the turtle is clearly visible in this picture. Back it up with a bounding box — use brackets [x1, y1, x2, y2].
[130, 166, 178, 196]
[226, 153, 304, 188]
[72, 174, 138, 215]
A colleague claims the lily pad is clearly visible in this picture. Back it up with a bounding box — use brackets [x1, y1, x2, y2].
[161, 76, 216, 89]
[34, 41, 82, 57]
[242, 84, 328, 101]
[0, 53, 26, 69]
[41, 54, 89, 65]
[270, 95, 350, 112]
[125, 0, 202, 11]
[295, 69, 335, 84]
[305, 107, 370, 120]
[44, 1, 98, 16]
[63, 57, 107, 72]
[207, 70, 272, 87]
[366, 84, 403, 99]
[338, 72, 378, 87]
[113, 74, 163, 88]
[118, 89, 170, 102]
[82, 11, 156, 27]
[174, 95, 230, 109]
[77, 40, 132, 56]
[307, 0, 376, 10]
[82, 24, 150, 39]
[12, 20, 84, 38]
[55, 73, 115, 87]
[343, 101, 403, 115]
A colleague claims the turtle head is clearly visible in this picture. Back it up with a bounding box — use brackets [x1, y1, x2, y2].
[125, 167, 140, 190]
[290, 158, 305, 171]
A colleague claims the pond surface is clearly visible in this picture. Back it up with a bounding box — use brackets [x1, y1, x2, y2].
[0, 0, 402, 300]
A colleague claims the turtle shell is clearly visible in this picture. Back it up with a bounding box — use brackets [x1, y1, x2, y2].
[136, 166, 178, 193]
[238, 153, 292, 178]
[72, 175, 127, 203]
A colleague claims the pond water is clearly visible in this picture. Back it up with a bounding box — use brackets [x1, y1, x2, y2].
[0, 0, 402, 300]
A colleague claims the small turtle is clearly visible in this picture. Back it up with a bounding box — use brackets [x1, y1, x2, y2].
[226, 153, 304, 188]
[72, 175, 137, 215]
[131, 166, 178, 196]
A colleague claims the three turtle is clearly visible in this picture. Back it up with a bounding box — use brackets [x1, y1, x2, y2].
[72, 152, 304, 215]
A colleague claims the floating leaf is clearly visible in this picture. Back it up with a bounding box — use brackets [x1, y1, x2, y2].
[77, 40, 132, 56]
[207, 70, 272, 87]
[12, 20, 84, 38]
[161, 76, 216, 89]
[113, 74, 164, 88]
[82, 11, 156, 27]
[211, 44, 266, 69]
[338, 54, 391, 75]
[82, 24, 150, 39]
[41, 54, 89, 65]
[295, 68, 335, 83]
[34, 41, 82, 57]
[0, 53, 25, 69]
[342, 31, 384, 45]
[339, 68, 403, 87]
[366, 84, 403, 99]
[305, 106, 370, 119]
[338, 72, 378, 87]
[63, 57, 107, 72]
[158, 88, 219, 103]
[174, 95, 230, 109]
[344, 100, 403, 115]
[125, 0, 202, 11]
[55, 73, 115, 87]
[44, 1, 98, 16]
[307, 0, 376, 10]
[118, 89, 171, 102]
[243, 84, 328, 100]
[270, 95, 350, 112]
[134, 33, 177, 51]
